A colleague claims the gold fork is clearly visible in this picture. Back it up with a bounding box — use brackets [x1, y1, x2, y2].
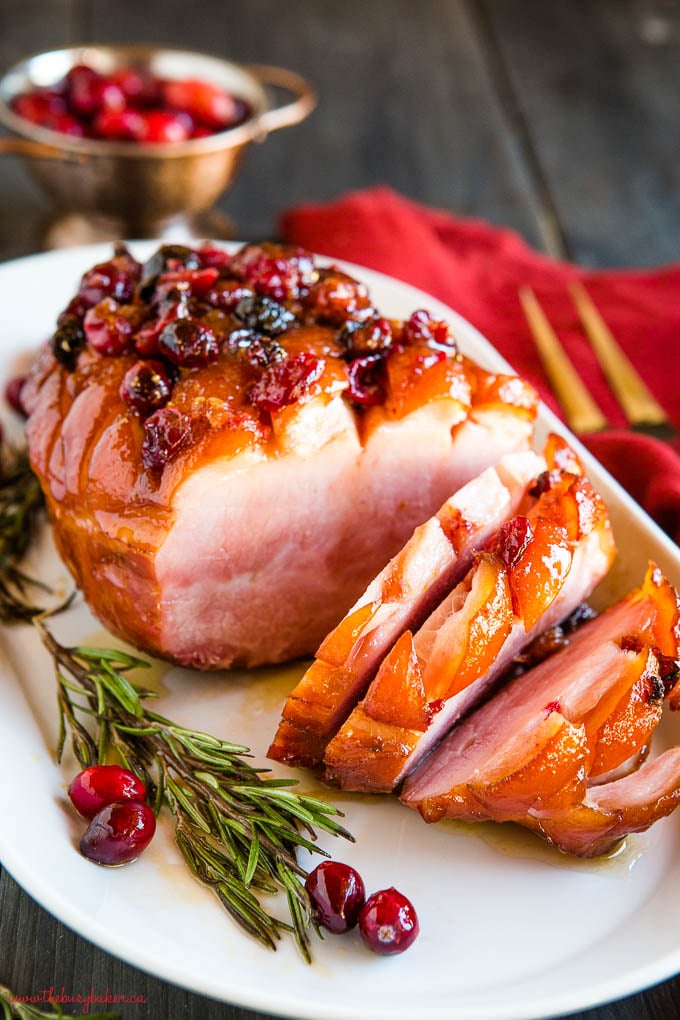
[518, 283, 677, 440]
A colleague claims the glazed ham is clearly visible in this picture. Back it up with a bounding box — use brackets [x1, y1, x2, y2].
[268, 448, 545, 766]
[22, 242, 538, 669]
[321, 449, 616, 791]
[402, 565, 680, 857]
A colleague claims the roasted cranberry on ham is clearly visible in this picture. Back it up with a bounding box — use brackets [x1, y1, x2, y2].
[491, 516, 534, 571]
[341, 317, 393, 358]
[250, 352, 325, 412]
[403, 309, 455, 351]
[84, 298, 139, 356]
[207, 279, 253, 311]
[230, 243, 317, 301]
[78, 248, 141, 308]
[347, 354, 387, 406]
[158, 318, 219, 367]
[234, 294, 296, 335]
[141, 407, 196, 471]
[304, 269, 374, 325]
[120, 360, 173, 416]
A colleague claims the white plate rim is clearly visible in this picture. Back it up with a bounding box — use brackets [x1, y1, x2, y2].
[0, 241, 679, 1020]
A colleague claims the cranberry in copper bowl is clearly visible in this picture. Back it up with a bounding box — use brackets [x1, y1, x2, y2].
[0, 45, 316, 241]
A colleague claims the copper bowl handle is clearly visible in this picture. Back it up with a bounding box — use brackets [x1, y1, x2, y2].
[245, 64, 317, 135]
[0, 136, 82, 161]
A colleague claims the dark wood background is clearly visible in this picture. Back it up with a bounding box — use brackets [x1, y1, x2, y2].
[2, 1, 680, 1018]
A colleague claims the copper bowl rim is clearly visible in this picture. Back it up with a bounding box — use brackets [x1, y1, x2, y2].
[0, 43, 316, 160]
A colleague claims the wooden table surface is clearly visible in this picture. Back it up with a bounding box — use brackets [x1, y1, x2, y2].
[1, 2, 680, 1018]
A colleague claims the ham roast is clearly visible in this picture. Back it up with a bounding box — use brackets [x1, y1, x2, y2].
[21, 241, 538, 669]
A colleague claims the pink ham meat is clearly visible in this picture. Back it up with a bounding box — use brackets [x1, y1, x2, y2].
[321, 454, 616, 791]
[23, 246, 538, 670]
[267, 448, 545, 766]
[402, 565, 680, 857]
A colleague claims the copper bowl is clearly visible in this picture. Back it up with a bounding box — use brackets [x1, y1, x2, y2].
[0, 44, 316, 243]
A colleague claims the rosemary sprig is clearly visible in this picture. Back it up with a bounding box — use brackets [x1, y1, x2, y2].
[0, 982, 118, 1020]
[0, 444, 45, 621]
[36, 620, 352, 961]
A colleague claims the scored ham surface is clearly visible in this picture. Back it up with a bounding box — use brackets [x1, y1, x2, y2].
[22, 242, 538, 669]
[268, 447, 545, 767]
[320, 446, 616, 791]
[402, 564, 680, 857]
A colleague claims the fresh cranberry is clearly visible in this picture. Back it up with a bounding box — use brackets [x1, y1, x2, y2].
[347, 354, 387, 406]
[133, 110, 190, 143]
[120, 360, 172, 416]
[4, 375, 27, 416]
[141, 407, 195, 471]
[231, 243, 317, 301]
[66, 65, 125, 117]
[358, 888, 419, 956]
[84, 298, 135, 356]
[42, 112, 85, 137]
[78, 250, 141, 307]
[12, 90, 66, 124]
[93, 107, 145, 140]
[250, 352, 325, 412]
[68, 764, 147, 820]
[305, 861, 366, 934]
[403, 309, 455, 351]
[80, 800, 156, 866]
[162, 78, 239, 130]
[110, 67, 159, 105]
[191, 124, 214, 138]
[491, 516, 534, 571]
[158, 318, 219, 367]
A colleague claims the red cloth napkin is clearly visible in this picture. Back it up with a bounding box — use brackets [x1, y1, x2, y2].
[281, 187, 680, 545]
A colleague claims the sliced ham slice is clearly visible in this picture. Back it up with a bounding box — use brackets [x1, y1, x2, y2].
[323, 462, 616, 792]
[526, 748, 680, 857]
[267, 448, 544, 767]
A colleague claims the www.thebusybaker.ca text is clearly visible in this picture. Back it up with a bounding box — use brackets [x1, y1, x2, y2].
[10, 986, 147, 1014]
